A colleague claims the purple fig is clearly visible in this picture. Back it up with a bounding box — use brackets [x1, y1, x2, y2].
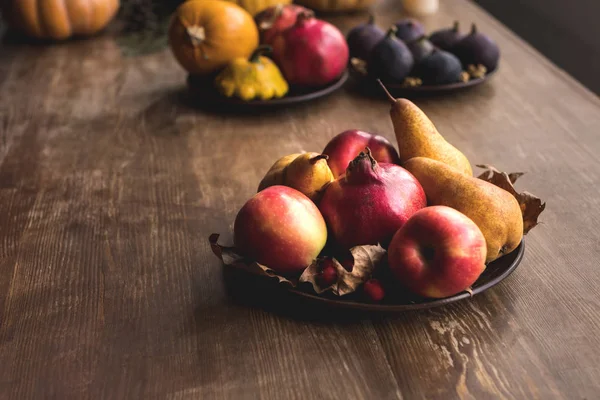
[429, 21, 465, 51]
[394, 18, 425, 43]
[346, 14, 386, 60]
[368, 26, 415, 83]
[450, 23, 500, 71]
[413, 49, 463, 85]
[406, 35, 434, 64]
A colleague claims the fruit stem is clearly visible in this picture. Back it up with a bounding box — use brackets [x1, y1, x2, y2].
[296, 10, 315, 25]
[386, 25, 398, 38]
[452, 20, 459, 32]
[413, 34, 427, 44]
[250, 45, 272, 63]
[310, 154, 329, 164]
[258, 4, 284, 30]
[368, 14, 375, 25]
[346, 147, 378, 181]
[471, 23, 477, 35]
[186, 25, 206, 47]
[377, 79, 396, 103]
[363, 147, 376, 168]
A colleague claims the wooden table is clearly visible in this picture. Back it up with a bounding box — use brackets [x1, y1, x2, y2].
[1, 0, 599, 398]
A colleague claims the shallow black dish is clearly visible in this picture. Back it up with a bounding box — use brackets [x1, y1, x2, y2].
[288, 240, 523, 311]
[187, 70, 349, 108]
[349, 59, 497, 98]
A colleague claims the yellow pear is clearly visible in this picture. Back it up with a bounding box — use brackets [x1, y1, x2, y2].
[258, 153, 301, 191]
[258, 153, 334, 201]
[403, 157, 523, 263]
[379, 81, 473, 175]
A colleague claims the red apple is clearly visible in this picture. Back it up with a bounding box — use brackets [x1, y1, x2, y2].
[323, 130, 400, 177]
[234, 185, 327, 275]
[388, 206, 487, 299]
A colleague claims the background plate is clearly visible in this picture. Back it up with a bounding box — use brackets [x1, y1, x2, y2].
[349, 60, 498, 98]
[288, 240, 524, 312]
[187, 70, 349, 108]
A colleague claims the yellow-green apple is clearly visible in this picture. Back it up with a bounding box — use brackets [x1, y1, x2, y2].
[323, 130, 400, 177]
[234, 185, 327, 275]
[388, 206, 487, 298]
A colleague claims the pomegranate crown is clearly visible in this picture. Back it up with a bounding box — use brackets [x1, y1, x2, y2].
[345, 147, 378, 182]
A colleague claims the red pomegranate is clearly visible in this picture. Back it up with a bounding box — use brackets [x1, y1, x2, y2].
[319, 148, 426, 249]
[254, 4, 310, 46]
[272, 12, 349, 86]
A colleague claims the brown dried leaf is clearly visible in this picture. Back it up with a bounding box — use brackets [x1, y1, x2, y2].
[299, 244, 386, 296]
[476, 165, 546, 234]
[209, 234, 296, 287]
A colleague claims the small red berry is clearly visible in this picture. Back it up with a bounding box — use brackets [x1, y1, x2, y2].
[363, 279, 385, 302]
[317, 259, 338, 287]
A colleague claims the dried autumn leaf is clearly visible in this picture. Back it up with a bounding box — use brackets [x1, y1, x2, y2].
[476, 165, 546, 234]
[299, 244, 386, 296]
[209, 234, 296, 286]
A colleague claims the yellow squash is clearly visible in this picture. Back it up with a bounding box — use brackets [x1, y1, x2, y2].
[215, 46, 289, 101]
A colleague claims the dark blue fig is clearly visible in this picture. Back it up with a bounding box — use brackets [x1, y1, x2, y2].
[429, 21, 465, 51]
[368, 26, 415, 83]
[394, 18, 425, 42]
[346, 14, 386, 60]
[450, 23, 500, 71]
[413, 49, 463, 85]
[406, 35, 434, 64]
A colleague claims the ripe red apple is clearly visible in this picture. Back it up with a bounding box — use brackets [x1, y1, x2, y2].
[388, 206, 487, 299]
[323, 130, 400, 177]
[234, 185, 327, 275]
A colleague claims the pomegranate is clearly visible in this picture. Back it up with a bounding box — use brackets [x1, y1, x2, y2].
[272, 12, 349, 86]
[318, 148, 426, 249]
[254, 4, 310, 46]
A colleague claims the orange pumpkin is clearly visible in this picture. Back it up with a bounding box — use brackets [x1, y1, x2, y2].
[168, 0, 259, 75]
[0, 0, 120, 40]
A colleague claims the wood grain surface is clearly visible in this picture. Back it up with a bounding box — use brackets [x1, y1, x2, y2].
[1, 0, 600, 399]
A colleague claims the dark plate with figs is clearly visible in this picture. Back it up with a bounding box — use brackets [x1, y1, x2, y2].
[288, 240, 523, 311]
[349, 58, 497, 98]
[187, 70, 349, 109]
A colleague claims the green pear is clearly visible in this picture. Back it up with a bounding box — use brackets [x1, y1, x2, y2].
[403, 157, 523, 263]
[379, 82, 473, 175]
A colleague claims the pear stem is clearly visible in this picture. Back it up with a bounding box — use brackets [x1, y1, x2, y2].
[377, 80, 396, 103]
[310, 154, 329, 164]
[367, 14, 375, 25]
[452, 20, 459, 32]
[471, 23, 478, 35]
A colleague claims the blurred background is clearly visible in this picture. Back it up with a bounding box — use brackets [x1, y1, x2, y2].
[0, 0, 598, 95]
[474, 0, 600, 94]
